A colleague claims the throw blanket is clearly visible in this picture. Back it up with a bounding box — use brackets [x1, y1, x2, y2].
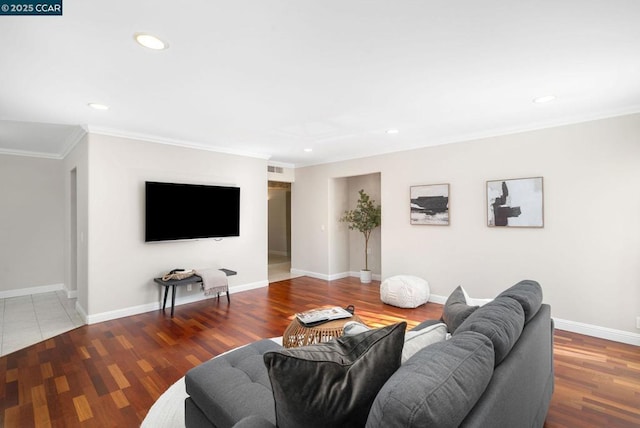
[196, 269, 228, 296]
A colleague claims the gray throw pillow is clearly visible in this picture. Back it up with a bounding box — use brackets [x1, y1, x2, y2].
[454, 296, 525, 366]
[263, 322, 406, 428]
[441, 285, 479, 333]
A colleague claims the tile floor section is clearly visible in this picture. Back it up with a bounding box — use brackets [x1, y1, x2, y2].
[268, 253, 303, 283]
[0, 290, 84, 356]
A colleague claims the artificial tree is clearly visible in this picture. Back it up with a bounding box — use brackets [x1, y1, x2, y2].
[340, 189, 381, 282]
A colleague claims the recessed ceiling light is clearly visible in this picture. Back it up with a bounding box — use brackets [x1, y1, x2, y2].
[304, 148, 313, 152]
[88, 103, 109, 110]
[134, 32, 169, 50]
[386, 128, 399, 134]
[533, 95, 556, 104]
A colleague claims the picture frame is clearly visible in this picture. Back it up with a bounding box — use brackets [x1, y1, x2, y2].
[486, 177, 543, 227]
[410, 183, 449, 225]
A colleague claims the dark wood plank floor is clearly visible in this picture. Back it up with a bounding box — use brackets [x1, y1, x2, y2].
[1, 277, 638, 427]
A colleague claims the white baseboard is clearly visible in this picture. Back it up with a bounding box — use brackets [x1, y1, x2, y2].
[428, 293, 448, 305]
[75, 301, 88, 324]
[0, 283, 64, 299]
[428, 293, 640, 346]
[290, 269, 331, 280]
[347, 271, 382, 281]
[553, 318, 640, 346]
[289, 269, 382, 282]
[63, 286, 78, 299]
[85, 280, 269, 325]
[229, 280, 269, 294]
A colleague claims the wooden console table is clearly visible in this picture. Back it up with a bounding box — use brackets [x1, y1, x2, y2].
[154, 268, 237, 317]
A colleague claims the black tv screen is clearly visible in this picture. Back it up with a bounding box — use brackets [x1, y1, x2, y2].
[145, 181, 240, 242]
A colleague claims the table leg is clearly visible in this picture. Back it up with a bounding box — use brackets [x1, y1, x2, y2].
[171, 285, 177, 317]
[162, 286, 169, 311]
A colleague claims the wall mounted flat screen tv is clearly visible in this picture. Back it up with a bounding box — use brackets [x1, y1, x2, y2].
[145, 181, 240, 242]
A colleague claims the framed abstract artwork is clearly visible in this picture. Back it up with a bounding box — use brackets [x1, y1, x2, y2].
[410, 183, 449, 225]
[486, 177, 543, 227]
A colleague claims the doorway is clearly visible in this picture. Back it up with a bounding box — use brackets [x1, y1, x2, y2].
[268, 181, 298, 282]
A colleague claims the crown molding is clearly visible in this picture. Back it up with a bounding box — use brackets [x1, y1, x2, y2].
[294, 107, 640, 168]
[60, 125, 88, 158]
[86, 126, 272, 161]
[0, 147, 63, 159]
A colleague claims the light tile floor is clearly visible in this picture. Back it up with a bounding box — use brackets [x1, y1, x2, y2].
[0, 290, 84, 357]
[268, 253, 303, 283]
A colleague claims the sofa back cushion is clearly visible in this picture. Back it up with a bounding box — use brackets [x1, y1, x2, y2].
[497, 279, 543, 323]
[454, 296, 525, 366]
[366, 331, 494, 428]
[263, 322, 406, 428]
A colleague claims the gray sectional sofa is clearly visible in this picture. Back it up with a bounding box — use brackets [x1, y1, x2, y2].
[184, 280, 554, 428]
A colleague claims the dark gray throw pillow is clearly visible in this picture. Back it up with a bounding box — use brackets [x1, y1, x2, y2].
[263, 322, 406, 428]
[441, 285, 479, 333]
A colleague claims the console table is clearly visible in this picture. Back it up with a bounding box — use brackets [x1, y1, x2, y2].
[154, 268, 237, 317]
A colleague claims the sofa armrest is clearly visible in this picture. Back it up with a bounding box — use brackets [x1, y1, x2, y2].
[233, 415, 276, 428]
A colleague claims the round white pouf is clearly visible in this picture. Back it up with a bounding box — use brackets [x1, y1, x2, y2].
[380, 275, 430, 308]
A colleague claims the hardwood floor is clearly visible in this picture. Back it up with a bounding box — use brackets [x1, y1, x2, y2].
[1, 276, 638, 427]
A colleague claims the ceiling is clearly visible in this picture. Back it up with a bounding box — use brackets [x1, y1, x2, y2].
[1, 1, 639, 167]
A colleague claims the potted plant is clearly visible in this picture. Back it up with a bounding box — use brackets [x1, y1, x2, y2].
[340, 189, 381, 283]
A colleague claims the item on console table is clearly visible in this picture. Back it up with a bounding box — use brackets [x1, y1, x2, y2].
[195, 268, 229, 296]
[295, 306, 352, 326]
[161, 268, 195, 281]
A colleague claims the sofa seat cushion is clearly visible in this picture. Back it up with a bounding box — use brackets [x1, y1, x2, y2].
[366, 331, 495, 428]
[185, 339, 282, 428]
[263, 322, 406, 428]
[498, 279, 543, 323]
[454, 296, 525, 366]
[380, 275, 430, 308]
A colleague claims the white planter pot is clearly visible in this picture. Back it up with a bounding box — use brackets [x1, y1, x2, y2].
[360, 270, 372, 284]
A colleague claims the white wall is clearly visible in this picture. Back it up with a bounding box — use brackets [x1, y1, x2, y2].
[85, 133, 268, 318]
[0, 154, 65, 295]
[291, 171, 331, 277]
[292, 113, 640, 338]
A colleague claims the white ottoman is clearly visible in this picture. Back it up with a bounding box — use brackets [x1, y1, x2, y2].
[380, 275, 430, 308]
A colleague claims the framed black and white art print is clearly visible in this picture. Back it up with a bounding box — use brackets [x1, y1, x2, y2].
[486, 177, 543, 228]
[410, 183, 449, 225]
